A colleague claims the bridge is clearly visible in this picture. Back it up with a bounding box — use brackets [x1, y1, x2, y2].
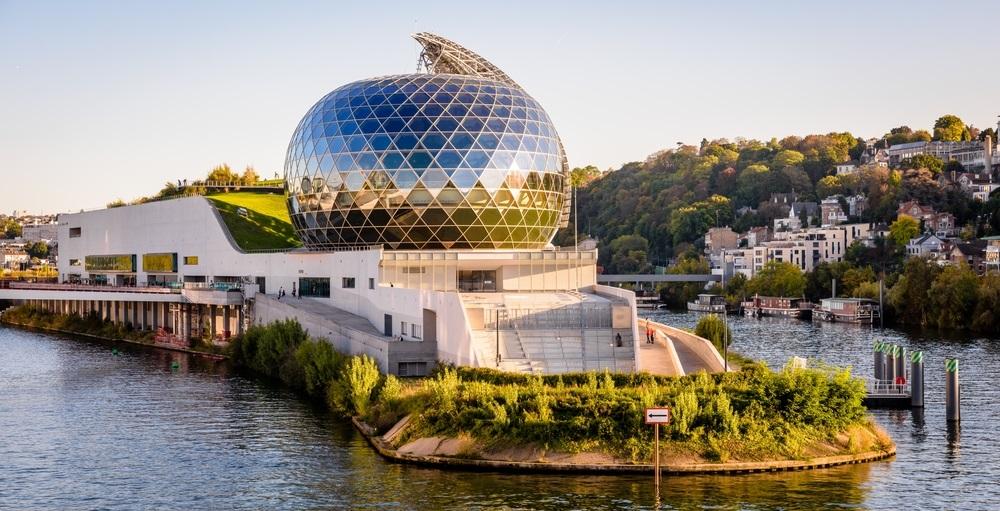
[596, 274, 720, 284]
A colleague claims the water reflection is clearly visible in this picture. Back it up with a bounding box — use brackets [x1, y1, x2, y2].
[3, 318, 1000, 510]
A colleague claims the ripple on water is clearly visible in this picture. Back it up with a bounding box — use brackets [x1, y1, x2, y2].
[2, 320, 1000, 510]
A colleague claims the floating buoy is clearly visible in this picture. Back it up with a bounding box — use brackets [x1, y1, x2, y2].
[171, 361, 180, 370]
[112, 348, 121, 356]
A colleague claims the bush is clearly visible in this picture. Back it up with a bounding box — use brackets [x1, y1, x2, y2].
[693, 314, 732, 352]
[343, 355, 381, 416]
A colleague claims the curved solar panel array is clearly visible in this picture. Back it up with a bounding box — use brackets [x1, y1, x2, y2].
[284, 73, 567, 250]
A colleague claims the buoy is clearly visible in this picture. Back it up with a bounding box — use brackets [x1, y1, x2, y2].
[171, 361, 180, 370]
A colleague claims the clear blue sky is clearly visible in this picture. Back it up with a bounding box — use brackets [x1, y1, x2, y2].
[3, 0, 999, 213]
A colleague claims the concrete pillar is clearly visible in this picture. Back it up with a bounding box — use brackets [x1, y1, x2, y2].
[946, 358, 960, 422]
[885, 345, 897, 383]
[184, 305, 192, 340]
[237, 306, 244, 335]
[210, 305, 217, 339]
[223, 306, 231, 337]
[895, 346, 907, 382]
[874, 341, 885, 381]
[911, 351, 924, 408]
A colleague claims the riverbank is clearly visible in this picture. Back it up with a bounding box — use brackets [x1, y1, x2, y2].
[1, 306, 227, 359]
[354, 416, 895, 475]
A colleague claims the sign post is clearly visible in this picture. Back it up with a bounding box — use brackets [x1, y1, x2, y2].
[645, 407, 671, 493]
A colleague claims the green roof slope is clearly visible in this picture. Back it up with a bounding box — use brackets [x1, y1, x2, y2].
[206, 191, 302, 251]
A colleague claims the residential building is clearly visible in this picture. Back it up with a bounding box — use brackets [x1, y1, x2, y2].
[705, 227, 738, 255]
[21, 222, 59, 242]
[845, 194, 867, 217]
[745, 226, 771, 248]
[897, 201, 957, 237]
[1, 247, 29, 269]
[985, 236, 1000, 271]
[906, 233, 946, 258]
[886, 140, 981, 167]
[835, 161, 858, 175]
[820, 197, 848, 226]
[949, 241, 987, 274]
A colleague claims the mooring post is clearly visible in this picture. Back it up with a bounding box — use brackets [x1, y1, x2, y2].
[885, 344, 897, 384]
[895, 345, 907, 382]
[910, 351, 924, 408]
[946, 358, 960, 422]
[874, 341, 885, 381]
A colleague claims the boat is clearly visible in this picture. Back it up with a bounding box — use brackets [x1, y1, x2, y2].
[741, 295, 812, 319]
[813, 297, 880, 324]
[687, 294, 736, 313]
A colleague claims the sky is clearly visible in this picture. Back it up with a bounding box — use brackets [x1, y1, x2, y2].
[2, 0, 1000, 214]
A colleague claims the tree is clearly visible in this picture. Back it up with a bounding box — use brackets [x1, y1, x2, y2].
[2, 219, 21, 239]
[972, 274, 1000, 332]
[889, 215, 920, 247]
[25, 241, 49, 259]
[569, 165, 601, 188]
[207, 163, 239, 183]
[694, 314, 732, 352]
[772, 150, 805, 168]
[928, 264, 979, 329]
[816, 175, 842, 199]
[603, 234, 652, 274]
[747, 261, 806, 297]
[241, 166, 260, 184]
[900, 154, 944, 175]
[658, 255, 709, 307]
[979, 127, 997, 145]
[888, 257, 941, 326]
[933, 114, 971, 142]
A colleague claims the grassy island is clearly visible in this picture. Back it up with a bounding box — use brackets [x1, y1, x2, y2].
[230, 320, 892, 467]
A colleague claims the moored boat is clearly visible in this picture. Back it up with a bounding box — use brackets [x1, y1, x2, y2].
[741, 295, 813, 319]
[813, 297, 880, 324]
[687, 293, 736, 313]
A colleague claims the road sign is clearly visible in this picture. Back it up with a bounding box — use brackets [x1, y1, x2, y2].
[644, 407, 671, 425]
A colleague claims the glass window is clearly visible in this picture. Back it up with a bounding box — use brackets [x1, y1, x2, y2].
[299, 277, 330, 298]
[69, 227, 82, 238]
[411, 324, 422, 339]
[342, 277, 355, 289]
[458, 270, 497, 292]
[401, 321, 408, 337]
[368, 277, 375, 290]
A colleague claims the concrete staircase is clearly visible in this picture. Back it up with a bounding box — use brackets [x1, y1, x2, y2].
[472, 329, 543, 373]
[472, 326, 636, 374]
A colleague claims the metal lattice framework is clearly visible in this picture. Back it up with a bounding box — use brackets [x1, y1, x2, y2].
[413, 32, 570, 228]
[283, 34, 571, 250]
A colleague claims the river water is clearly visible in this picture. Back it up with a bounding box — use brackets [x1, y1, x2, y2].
[0, 317, 998, 510]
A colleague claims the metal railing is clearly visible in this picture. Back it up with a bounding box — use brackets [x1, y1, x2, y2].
[3, 282, 181, 294]
[484, 305, 612, 330]
[865, 379, 911, 396]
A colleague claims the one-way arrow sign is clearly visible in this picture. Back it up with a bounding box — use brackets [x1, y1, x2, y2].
[644, 407, 671, 425]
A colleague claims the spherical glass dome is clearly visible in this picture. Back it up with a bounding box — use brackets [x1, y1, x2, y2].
[284, 74, 567, 250]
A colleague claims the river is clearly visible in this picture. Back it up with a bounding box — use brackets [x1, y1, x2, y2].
[0, 317, 998, 510]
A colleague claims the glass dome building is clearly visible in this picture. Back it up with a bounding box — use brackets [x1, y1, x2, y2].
[284, 35, 569, 250]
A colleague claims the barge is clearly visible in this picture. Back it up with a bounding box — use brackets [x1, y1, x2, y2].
[742, 295, 813, 319]
[813, 297, 880, 324]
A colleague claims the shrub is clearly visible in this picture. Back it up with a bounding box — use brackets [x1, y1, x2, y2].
[693, 314, 732, 352]
[343, 355, 381, 416]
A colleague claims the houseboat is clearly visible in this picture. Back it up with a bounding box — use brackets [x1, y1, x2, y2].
[813, 298, 880, 324]
[741, 295, 813, 319]
[687, 294, 735, 313]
